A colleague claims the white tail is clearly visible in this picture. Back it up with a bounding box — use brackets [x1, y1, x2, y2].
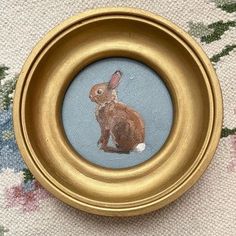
[134, 143, 146, 153]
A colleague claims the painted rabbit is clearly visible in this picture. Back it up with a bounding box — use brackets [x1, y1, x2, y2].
[89, 70, 145, 154]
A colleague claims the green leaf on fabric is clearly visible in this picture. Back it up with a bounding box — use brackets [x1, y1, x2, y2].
[0, 65, 9, 81]
[212, 0, 236, 13]
[0, 65, 17, 110]
[201, 21, 236, 43]
[220, 3, 236, 13]
[0, 225, 9, 236]
[221, 127, 236, 138]
[211, 44, 236, 63]
[188, 22, 214, 38]
[188, 20, 236, 43]
[22, 168, 35, 183]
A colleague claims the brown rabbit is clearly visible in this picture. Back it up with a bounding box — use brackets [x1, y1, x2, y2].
[89, 70, 145, 154]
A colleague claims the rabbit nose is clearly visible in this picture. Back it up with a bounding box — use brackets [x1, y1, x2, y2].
[89, 94, 93, 100]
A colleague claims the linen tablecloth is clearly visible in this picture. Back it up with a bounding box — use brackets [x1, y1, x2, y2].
[0, 0, 235, 235]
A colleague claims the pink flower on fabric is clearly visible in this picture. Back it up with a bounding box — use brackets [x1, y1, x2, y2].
[5, 180, 50, 212]
[228, 158, 236, 172]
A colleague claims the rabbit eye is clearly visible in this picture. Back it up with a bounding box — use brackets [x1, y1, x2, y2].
[97, 89, 103, 95]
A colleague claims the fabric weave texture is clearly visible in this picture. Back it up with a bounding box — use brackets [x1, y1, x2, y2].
[0, 0, 235, 235]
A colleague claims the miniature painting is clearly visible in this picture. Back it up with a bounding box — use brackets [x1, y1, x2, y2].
[89, 70, 145, 154]
[62, 58, 173, 169]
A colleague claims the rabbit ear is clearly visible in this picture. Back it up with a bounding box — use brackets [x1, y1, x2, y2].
[108, 70, 122, 89]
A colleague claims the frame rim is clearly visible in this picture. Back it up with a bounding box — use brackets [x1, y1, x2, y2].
[13, 7, 223, 216]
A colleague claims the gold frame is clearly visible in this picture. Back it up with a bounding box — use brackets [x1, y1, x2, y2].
[13, 8, 223, 216]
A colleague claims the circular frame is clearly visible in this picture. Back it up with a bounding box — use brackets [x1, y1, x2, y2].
[13, 8, 223, 216]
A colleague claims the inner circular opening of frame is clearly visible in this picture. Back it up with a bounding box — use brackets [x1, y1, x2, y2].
[62, 57, 173, 169]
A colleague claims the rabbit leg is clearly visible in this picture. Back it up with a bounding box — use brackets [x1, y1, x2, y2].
[98, 130, 129, 154]
[97, 129, 110, 149]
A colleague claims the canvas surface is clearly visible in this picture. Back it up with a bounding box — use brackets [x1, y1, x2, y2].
[62, 58, 173, 168]
[0, 0, 235, 235]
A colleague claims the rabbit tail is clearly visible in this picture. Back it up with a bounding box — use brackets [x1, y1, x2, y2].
[134, 143, 146, 153]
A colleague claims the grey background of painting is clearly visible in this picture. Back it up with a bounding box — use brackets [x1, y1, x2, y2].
[62, 57, 173, 169]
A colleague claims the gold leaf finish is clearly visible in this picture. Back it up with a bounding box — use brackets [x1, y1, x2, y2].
[13, 8, 223, 216]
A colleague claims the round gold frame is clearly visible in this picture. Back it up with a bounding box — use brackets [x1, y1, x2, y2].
[13, 8, 223, 216]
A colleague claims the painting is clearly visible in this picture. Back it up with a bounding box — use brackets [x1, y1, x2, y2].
[62, 57, 173, 169]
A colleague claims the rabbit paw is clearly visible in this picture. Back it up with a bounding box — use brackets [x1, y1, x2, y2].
[97, 138, 104, 149]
